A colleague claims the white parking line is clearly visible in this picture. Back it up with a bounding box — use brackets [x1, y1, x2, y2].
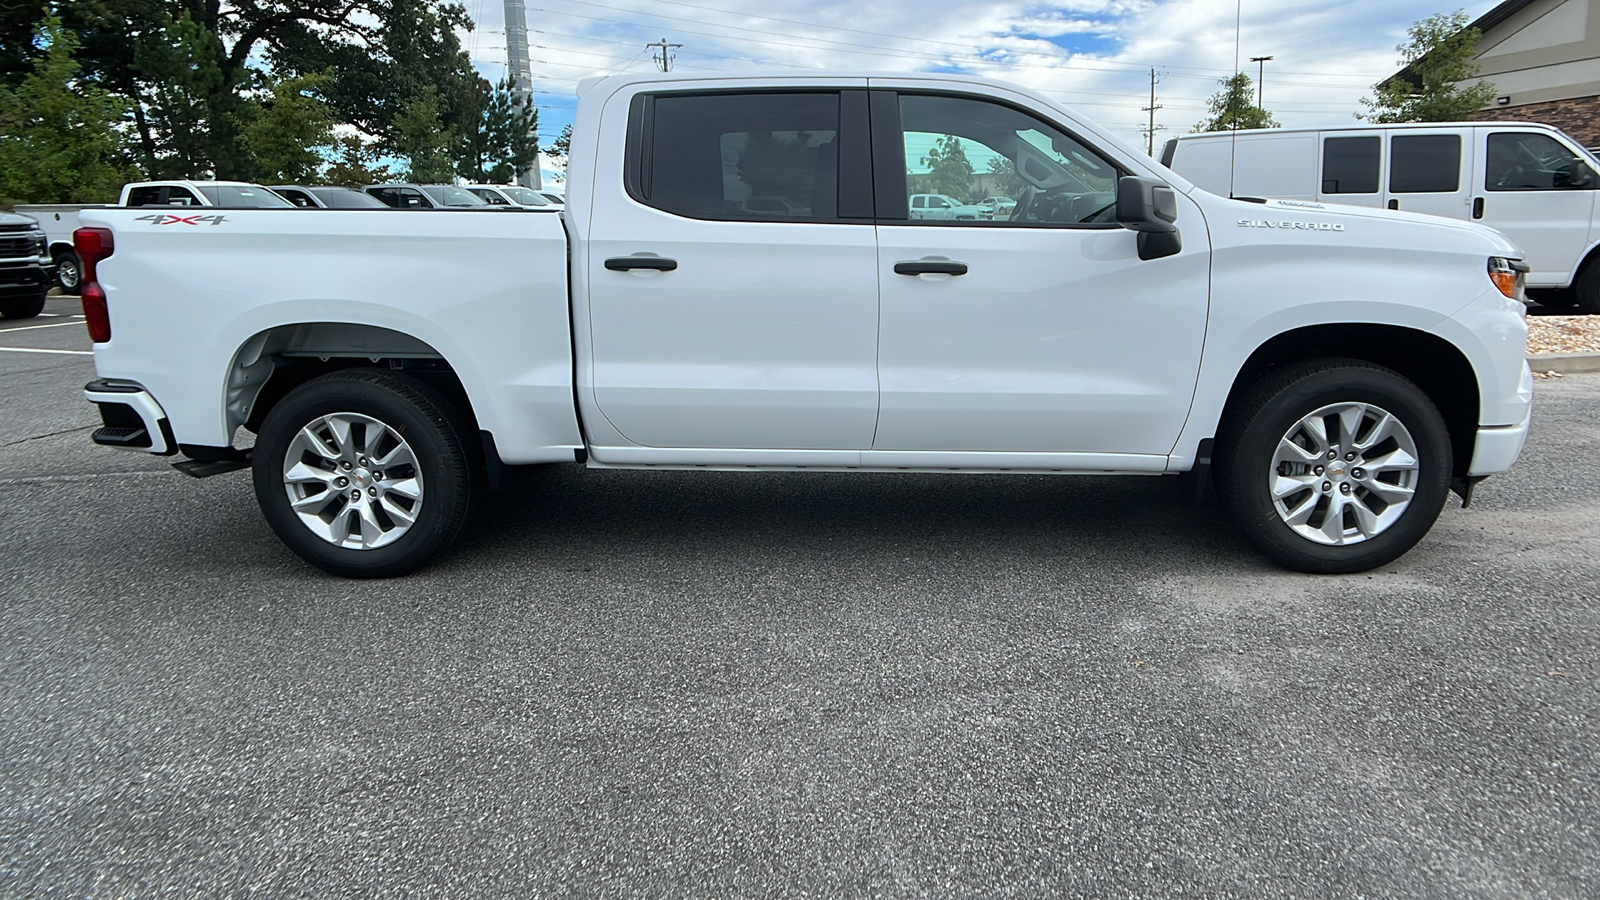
[0, 347, 93, 355]
[0, 320, 86, 333]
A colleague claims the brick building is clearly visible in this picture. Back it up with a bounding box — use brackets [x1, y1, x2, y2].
[1457, 0, 1600, 145]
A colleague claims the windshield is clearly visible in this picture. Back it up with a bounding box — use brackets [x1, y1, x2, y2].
[420, 185, 487, 206]
[197, 185, 294, 208]
[309, 188, 388, 209]
[501, 187, 550, 206]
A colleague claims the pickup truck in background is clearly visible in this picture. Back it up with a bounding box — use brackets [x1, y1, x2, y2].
[75, 72, 1533, 578]
[0, 210, 52, 318]
[16, 180, 291, 294]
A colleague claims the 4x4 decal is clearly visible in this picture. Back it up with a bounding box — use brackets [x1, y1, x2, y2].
[134, 214, 228, 226]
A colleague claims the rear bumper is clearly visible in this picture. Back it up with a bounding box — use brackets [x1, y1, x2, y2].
[84, 379, 177, 455]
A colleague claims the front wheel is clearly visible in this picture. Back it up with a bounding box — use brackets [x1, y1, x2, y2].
[1215, 359, 1452, 573]
[252, 369, 478, 577]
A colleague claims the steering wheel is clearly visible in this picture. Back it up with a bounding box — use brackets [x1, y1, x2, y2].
[1013, 184, 1041, 223]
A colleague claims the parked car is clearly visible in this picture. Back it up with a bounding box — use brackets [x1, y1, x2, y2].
[77, 70, 1531, 578]
[463, 184, 557, 209]
[908, 193, 987, 220]
[977, 196, 1017, 219]
[0, 210, 51, 319]
[539, 191, 566, 207]
[363, 184, 490, 209]
[16, 181, 290, 295]
[269, 185, 390, 209]
[1163, 122, 1600, 310]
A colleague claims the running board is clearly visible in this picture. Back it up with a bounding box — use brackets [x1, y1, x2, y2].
[172, 451, 252, 478]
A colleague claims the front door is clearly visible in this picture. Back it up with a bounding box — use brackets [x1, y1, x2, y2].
[585, 88, 882, 450]
[1475, 128, 1599, 287]
[871, 88, 1210, 462]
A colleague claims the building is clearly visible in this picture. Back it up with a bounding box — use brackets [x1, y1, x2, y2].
[1461, 0, 1600, 145]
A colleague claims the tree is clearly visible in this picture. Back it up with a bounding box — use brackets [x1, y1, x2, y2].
[544, 123, 571, 183]
[322, 133, 392, 187]
[1195, 73, 1278, 132]
[986, 156, 1025, 200]
[245, 74, 336, 183]
[0, 16, 133, 204]
[920, 134, 974, 200]
[393, 86, 455, 183]
[1360, 9, 1497, 122]
[132, 9, 250, 178]
[459, 78, 539, 183]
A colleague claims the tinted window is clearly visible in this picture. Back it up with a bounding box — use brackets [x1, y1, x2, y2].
[166, 188, 201, 206]
[308, 188, 387, 209]
[1389, 134, 1460, 193]
[370, 188, 429, 208]
[125, 186, 163, 206]
[502, 187, 550, 206]
[470, 189, 511, 205]
[196, 185, 292, 207]
[275, 188, 316, 207]
[420, 185, 486, 206]
[644, 92, 840, 220]
[897, 93, 1120, 226]
[1321, 136, 1379, 194]
[1486, 132, 1597, 191]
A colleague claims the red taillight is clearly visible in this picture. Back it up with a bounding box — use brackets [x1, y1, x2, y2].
[73, 227, 114, 343]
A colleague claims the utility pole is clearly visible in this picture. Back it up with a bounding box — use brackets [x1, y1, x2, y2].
[1142, 67, 1163, 156]
[1250, 55, 1274, 108]
[646, 37, 683, 73]
[502, 0, 541, 189]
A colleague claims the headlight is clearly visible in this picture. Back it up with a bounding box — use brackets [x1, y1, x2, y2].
[1488, 257, 1528, 303]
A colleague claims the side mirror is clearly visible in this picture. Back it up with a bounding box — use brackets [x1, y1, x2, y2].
[1116, 176, 1182, 260]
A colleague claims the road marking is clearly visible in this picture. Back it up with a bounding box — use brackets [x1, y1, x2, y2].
[0, 320, 86, 333]
[0, 346, 93, 355]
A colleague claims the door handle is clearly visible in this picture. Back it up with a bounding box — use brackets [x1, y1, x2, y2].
[1473, 197, 1485, 219]
[605, 256, 678, 272]
[1387, 199, 1399, 210]
[893, 260, 969, 276]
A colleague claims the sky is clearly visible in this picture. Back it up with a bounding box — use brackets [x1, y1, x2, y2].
[456, 0, 1504, 179]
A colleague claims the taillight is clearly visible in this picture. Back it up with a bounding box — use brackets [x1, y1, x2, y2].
[73, 227, 114, 343]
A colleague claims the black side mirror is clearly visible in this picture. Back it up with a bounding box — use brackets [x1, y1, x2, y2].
[1116, 176, 1181, 260]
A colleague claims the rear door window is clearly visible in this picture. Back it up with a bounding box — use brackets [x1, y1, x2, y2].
[1389, 134, 1461, 193]
[1321, 136, 1380, 194]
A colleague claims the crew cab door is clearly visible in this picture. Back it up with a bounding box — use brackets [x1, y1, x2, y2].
[585, 85, 881, 450]
[869, 87, 1209, 462]
[1473, 127, 1599, 287]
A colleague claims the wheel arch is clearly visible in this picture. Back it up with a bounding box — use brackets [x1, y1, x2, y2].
[1219, 324, 1479, 478]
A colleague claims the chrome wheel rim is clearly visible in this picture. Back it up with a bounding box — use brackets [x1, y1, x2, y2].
[58, 258, 80, 289]
[282, 412, 423, 550]
[1270, 402, 1419, 546]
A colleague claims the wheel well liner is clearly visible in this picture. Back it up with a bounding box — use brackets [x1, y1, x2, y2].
[1222, 324, 1479, 477]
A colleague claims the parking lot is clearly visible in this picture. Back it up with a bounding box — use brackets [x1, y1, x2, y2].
[2, 293, 1597, 896]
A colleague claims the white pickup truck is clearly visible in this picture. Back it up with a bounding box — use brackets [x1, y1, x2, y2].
[74, 72, 1533, 577]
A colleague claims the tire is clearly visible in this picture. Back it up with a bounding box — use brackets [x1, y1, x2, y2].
[55, 249, 82, 295]
[1215, 359, 1452, 574]
[252, 369, 478, 577]
[1575, 264, 1600, 314]
[0, 289, 47, 319]
[1526, 287, 1577, 309]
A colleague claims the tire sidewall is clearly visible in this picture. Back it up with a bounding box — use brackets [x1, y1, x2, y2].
[1224, 366, 1452, 573]
[253, 373, 469, 577]
[57, 250, 82, 294]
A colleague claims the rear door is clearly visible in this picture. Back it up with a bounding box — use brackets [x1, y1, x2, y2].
[1474, 127, 1599, 287]
[1383, 129, 1473, 219]
[584, 85, 882, 450]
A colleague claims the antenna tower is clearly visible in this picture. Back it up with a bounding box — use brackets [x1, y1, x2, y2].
[502, 0, 542, 189]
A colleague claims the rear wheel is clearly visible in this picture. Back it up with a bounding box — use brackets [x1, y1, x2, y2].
[1215, 359, 1452, 573]
[0, 289, 47, 319]
[1574, 264, 1600, 313]
[55, 249, 82, 295]
[252, 369, 478, 577]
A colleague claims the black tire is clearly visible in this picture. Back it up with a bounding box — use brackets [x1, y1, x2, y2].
[1215, 359, 1452, 574]
[0, 289, 47, 319]
[252, 369, 478, 577]
[1574, 264, 1600, 314]
[1526, 287, 1577, 309]
[55, 249, 82, 296]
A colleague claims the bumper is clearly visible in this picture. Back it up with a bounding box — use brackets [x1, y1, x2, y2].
[0, 261, 50, 298]
[1469, 380, 1533, 477]
[84, 379, 177, 455]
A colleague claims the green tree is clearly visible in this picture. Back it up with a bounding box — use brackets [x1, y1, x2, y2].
[1195, 73, 1278, 132]
[1360, 9, 1498, 122]
[394, 86, 455, 183]
[322, 133, 392, 187]
[0, 16, 133, 204]
[920, 134, 974, 200]
[133, 10, 251, 178]
[245, 74, 335, 183]
[459, 78, 539, 183]
[986, 156, 1025, 200]
[543, 123, 571, 183]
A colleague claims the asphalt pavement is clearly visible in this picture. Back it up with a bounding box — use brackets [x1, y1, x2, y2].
[2, 293, 1597, 897]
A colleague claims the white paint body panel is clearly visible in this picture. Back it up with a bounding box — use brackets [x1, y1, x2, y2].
[83, 71, 1530, 484]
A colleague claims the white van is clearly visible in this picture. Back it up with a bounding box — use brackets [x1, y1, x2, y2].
[1163, 123, 1600, 310]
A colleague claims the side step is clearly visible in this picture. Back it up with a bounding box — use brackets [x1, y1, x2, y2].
[172, 450, 252, 479]
[91, 425, 151, 448]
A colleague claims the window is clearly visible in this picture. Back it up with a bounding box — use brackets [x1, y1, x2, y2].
[501, 187, 550, 206]
[896, 93, 1120, 226]
[1389, 134, 1461, 193]
[471, 189, 510, 205]
[166, 188, 201, 206]
[420, 185, 486, 207]
[309, 188, 387, 209]
[1321, 136, 1380, 194]
[125, 186, 163, 206]
[639, 92, 841, 221]
[195, 185, 292, 207]
[276, 188, 315, 207]
[1486, 132, 1597, 191]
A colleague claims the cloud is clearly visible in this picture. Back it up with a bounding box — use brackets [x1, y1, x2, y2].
[461, 0, 1501, 154]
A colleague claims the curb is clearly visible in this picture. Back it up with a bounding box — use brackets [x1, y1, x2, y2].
[1528, 352, 1600, 375]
